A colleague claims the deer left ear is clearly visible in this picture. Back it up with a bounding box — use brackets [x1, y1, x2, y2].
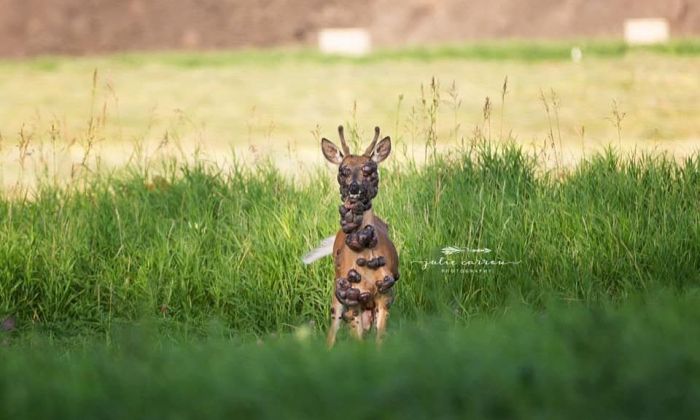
[371, 136, 391, 163]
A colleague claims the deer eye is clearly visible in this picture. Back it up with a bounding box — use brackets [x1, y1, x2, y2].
[339, 166, 351, 177]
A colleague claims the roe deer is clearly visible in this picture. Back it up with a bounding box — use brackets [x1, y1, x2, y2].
[302, 125, 399, 347]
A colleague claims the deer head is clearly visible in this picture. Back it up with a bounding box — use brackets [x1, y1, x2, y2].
[321, 125, 391, 207]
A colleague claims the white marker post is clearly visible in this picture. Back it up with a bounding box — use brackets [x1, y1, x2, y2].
[624, 18, 670, 45]
[318, 28, 372, 56]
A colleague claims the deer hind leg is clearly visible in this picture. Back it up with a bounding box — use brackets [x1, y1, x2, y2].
[326, 296, 344, 348]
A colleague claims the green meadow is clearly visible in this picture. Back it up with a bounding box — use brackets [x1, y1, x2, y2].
[1, 42, 700, 418]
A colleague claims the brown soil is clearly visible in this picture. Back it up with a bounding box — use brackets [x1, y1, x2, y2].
[1, 0, 698, 57]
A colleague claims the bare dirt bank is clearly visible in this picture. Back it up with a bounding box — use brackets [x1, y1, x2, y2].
[1, 0, 698, 57]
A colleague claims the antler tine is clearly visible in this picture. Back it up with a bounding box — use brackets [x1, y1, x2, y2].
[363, 126, 381, 156]
[337, 125, 351, 155]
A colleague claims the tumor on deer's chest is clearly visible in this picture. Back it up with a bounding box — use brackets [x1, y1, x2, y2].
[334, 242, 388, 308]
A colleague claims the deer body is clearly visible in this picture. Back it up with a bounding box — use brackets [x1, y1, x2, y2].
[321, 126, 399, 347]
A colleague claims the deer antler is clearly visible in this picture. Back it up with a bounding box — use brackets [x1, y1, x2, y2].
[363, 126, 380, 156]
[337, 125, 351, 155]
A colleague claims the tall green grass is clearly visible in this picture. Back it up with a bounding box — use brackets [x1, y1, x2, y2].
[1, 142, 699, 335]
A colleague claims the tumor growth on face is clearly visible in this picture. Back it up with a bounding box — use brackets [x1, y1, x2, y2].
[338, 160, 378, 234]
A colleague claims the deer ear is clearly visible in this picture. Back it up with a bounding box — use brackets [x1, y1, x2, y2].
[371, 136, 391, 163]
[321, 138, 344, 165]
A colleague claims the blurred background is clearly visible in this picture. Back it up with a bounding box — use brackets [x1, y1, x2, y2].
[1, 0, 699, 54]
[0, 0, 698, 188]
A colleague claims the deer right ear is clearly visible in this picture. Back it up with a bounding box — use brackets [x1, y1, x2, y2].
[321, 138, 344, 165]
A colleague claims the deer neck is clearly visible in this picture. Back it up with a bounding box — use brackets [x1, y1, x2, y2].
[341, 199, 379, 252]
[340, 197, 375, 233]
[360, 207, 375, 227]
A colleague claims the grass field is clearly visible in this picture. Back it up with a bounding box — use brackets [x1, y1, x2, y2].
[1, 40, 699, 189]
[1, 41, 700, 418]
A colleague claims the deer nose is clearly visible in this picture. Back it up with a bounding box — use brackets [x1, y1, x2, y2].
[349, 182, 361, 195]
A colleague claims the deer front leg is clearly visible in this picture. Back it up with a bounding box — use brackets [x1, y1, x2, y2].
[326, 295, 344, 348]
[374, 294, 392, 344]
[335, 277, 365, 341]
[345, 306, 364, 340]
